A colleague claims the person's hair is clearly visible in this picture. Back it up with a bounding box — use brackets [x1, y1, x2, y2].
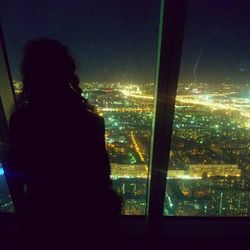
[20, 38, 94, 111]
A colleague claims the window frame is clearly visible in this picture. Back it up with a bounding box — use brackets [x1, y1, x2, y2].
[0, 0, 249, 239]
[146, 0, 188, 233]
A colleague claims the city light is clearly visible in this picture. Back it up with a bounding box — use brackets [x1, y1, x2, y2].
[12, 81, 250, 216]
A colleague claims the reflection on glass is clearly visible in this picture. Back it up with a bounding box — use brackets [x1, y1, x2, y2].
[0, 34, 16, 212]
[164, 0, 250, 216]
[0, 163, 14, 212]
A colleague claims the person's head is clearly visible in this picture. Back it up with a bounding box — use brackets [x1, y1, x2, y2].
[21, 38, 77, 99]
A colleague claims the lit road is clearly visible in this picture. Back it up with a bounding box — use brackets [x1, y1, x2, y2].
[98, 107, 151, 112]
[119, 89, 250, 121]
[130, 131, 145, 163]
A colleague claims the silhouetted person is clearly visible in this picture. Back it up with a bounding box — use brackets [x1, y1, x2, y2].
[7, 38, 122, 249]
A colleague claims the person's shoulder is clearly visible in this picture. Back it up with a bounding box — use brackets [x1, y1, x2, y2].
[81, 108, 104, 128]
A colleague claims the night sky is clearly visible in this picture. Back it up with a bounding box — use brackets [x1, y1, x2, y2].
[1, 0, 250, 85]
[1, 0, 160, 83]
[181, 0, 250, 84]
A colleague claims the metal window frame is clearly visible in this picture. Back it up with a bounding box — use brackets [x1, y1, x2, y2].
[146, 0, 188, 234]
[1, 0, 250, 239]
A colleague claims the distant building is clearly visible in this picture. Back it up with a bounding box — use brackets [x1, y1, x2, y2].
[167, 170, 186, 179]
[189, 164, 241, 178]
[111, 164, 148, 178]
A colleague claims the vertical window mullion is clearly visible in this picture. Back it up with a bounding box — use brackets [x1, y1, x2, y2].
[146, 0, 187, 234]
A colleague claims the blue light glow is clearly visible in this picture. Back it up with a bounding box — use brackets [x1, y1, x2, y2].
[0, 166, 4, 175]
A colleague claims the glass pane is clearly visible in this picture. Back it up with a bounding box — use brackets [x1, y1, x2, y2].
[0, 38, 15, 122]
[3, 1, 161, 215]
[0, 31, 15, 212]
[164, 0, 250, 216]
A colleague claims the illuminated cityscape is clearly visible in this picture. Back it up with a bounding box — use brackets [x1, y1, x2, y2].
[0, 80, 248, 216]
[47, 80, 250, 216]
[85, 81, 250, 216]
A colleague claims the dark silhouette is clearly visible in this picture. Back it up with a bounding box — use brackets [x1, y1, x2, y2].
[7, 38, 122, 248]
